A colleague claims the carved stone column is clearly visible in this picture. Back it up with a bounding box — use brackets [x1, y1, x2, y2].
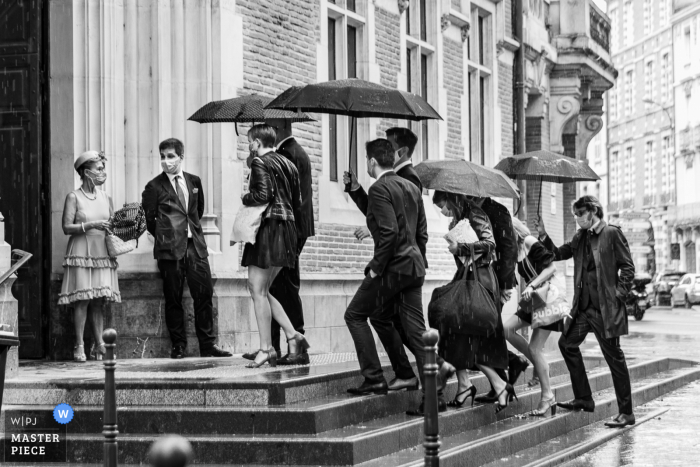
[0, 212, 19, 378]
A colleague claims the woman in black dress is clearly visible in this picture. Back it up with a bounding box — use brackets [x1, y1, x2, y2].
[503, 217, 561, 416]
[432, 191, 513, 412]
[242, 124, 310, 368]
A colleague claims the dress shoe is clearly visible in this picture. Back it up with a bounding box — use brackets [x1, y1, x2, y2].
[508, 355, 530, 385]
[437, 361, 456, 391]
[347, 380, 389, 396]
[278, 351, 311, 365]
[604, 413, 636, 428]
[200, 345, 232, 358]
[170, 345, 186, 359]
[557, 398, 596, 412]
[388, 376, 419, 391]
[475, 390, 499, 404]
[406, 399, 448, 416]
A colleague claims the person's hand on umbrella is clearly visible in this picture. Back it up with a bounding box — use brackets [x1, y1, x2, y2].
[354, 226, 371, 241]
[343, 171, 361, 192]
[534, 216, 547, 239]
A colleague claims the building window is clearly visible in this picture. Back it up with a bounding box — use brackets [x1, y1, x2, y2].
[624, 1, 633, 47]
[660, 0, 668, 26]
[467, 5, 493, 165]
[643, 0, 651, 36]
[610, 82, 618, 121]
[644, 60, 655, 108]
[624, 69, 634, 117]
[644, 140, 655, 197]
[611, 150, 620, 203]
[326, 2, 366, 183]
[661, 53, 670, 103]
[405, 0, 436, 162]
[624, 146, 633, 200]
[610, 8, 619, 53]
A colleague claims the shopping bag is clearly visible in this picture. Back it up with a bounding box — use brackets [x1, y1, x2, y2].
[230, 204, 269, 245]
[518, 274, 572, 329]
[428, 244, 498, 335]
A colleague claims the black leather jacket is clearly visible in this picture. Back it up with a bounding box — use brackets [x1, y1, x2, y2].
[451, 204, 496, 268]
[243, 152, 302, 226]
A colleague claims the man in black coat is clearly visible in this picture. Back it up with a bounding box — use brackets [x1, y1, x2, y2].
[142, 138, 231, 359]
[264, 119, 315, 364]
[538, 196, 636, 428]
[344, 139, 429, 411]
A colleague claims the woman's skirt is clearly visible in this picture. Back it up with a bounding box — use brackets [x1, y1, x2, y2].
[58, 232, 121, 305]
[242, 217, 298, 269]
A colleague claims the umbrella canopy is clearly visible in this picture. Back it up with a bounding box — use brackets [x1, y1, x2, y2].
[415, 160, 520, 199]
[188, 94, 315, 123]
[493, 150, 600, 183]
[265, 78, 443, 121]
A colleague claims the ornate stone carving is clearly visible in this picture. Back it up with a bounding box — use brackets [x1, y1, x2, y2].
[461, 24, 470, 42]
[441, 14, 451, 32]
[585, 114, 603, 132]
[557, 96, 577, 115]
[684, 79, 694, 99]
[398, 0, 410, 15]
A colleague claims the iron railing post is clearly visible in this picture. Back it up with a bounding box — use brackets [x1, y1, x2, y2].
[103, 329, 118, 467]
[423, 329, 440, 467]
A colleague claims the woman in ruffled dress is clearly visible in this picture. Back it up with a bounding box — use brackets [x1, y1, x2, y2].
[59, 151, 120, 362]
[502, 217, 562, 416]
[431, 191, 514, 413]
[242, 124, 310, 368]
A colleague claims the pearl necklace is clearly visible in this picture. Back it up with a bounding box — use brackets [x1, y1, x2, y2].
[80, 187, 97, 200]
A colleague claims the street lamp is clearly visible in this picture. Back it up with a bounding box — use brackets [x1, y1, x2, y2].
[643, 98, 674, 132]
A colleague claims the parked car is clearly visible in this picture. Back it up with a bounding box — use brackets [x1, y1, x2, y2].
[651, 271, 685, 306]
[670, 274, 700, 308]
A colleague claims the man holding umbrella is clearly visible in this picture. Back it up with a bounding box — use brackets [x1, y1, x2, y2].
[537, 196, 636, 428]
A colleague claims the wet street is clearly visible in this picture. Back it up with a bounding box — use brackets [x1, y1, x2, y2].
[564, 306, 700, 466]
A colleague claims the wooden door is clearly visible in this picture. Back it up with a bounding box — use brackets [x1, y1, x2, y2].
[0, 0, 48, 358]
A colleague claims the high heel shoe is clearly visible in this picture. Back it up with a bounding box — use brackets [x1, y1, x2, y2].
[494, 383, 518, 414]
[447, 385, 477, 408]
[288, 333, 311, 353]
[93, 343, 106, 361]
[245, 349, 277, 368]
[73, 345, 86, 362]
[530, 396, 557, 416]
[284, 333, 311, 365]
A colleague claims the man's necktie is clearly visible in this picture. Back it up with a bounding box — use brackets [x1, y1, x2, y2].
[174, 176, 187, 211]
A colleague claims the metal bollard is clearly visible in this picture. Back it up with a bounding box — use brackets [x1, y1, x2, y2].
[103, 329, 118, 467]
[422, 329, 440, 467]
[149, 435, 193, 467]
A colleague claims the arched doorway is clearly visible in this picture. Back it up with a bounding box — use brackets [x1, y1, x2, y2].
[685, 241, 697, 273]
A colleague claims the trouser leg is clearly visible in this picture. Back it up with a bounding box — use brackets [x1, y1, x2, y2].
[558, 310, 593, 400]
[157, 258, 188, 348]
[184, 241, 216, 350]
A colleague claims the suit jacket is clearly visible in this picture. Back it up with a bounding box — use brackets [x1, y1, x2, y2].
[541, 221, 635, 338]
[278, 137, 314, 239]
[366, 172, 428, 277]
[142, 172, 208, 260]
[479, 198, 518, 290]
[349, 162, 422, 215]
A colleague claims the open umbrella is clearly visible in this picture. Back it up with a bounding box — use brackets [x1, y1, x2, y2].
[266, 78, 442, 191]
[188, 93, 315, 135]
[493, 150, 600, 216]
[414, 160, 520, 199]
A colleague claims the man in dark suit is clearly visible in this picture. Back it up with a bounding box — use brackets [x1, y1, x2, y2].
[344, 139, 429, 414]
[264, 119, 315, 364]
[538, 196, 636, 428]
[142, 138, 232, 359]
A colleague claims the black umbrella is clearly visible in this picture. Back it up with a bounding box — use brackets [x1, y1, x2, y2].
[266, 79, 442, 191]
[415, 160, 520, 199]
[493, 150, 600, 217]
[188, 93, 315, 135]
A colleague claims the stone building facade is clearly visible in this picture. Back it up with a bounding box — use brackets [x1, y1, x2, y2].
[668, 0, 700, 274]
[0, 0, 613, 359]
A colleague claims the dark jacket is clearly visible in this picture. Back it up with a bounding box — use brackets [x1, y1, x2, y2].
[142, 171, 208, 260]
[243, 152, 302, 227]
[451, 204, 498, 294]
[366, 172, 428, 277]
[480, 198, 518, 290]
[349, 161, 422, 214]
[541, 221, 635, 338]
[278, 137, 315, 239]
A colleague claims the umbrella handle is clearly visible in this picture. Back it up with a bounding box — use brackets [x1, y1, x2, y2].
[344, 116, 356, 193]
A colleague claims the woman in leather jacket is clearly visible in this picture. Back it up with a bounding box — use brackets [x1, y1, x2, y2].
[242, 124, 310, 368]
[431, 191, 512, 412]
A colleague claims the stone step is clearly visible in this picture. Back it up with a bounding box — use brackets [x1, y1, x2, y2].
[358, 361, 699, 467]
[4, 358, 689, 465]
[0, 359, 577, 436]
[478, 406, 669, 467]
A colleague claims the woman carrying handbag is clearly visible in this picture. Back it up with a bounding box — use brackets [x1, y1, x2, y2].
[502, 218, 565, 416]
[430, 191, 514, 413]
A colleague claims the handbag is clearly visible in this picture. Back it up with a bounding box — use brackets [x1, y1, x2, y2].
[428, 244, 499, 336]
[518, 260, 571, 329]
[230, 204, 269, 245]
[105, 233, 136, 257]
[110, 202, 147, 243]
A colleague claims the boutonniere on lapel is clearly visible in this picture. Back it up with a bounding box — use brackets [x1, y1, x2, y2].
[192, 188, 199, 194]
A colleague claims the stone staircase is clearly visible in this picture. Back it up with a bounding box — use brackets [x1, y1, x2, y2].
[1, 356, 698, 466]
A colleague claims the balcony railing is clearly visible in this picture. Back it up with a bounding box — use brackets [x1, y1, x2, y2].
[643, 194, 656, 207]
[659, 192, 676, 205]
[590, 3, 611, 53]
[623, 198, 635, 209]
